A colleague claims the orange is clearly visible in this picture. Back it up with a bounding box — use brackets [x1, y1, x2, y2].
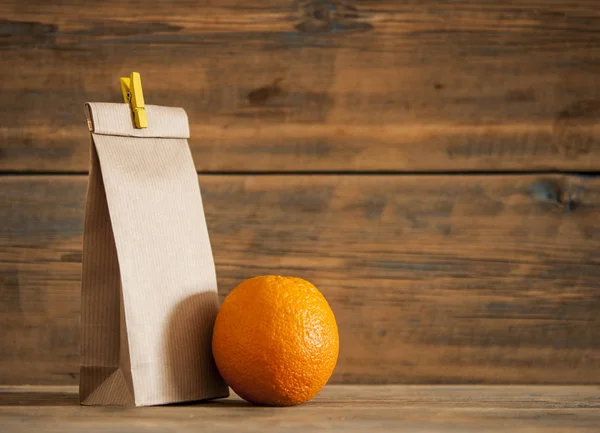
[211, 275, 339, 406]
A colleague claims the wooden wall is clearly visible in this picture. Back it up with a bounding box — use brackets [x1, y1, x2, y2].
[1, 0, 600, 385]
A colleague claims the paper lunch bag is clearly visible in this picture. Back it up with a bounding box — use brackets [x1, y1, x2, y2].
[79, 102, 229, 406]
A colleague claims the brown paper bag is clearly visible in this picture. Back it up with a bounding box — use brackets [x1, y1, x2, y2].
[79, 102, 229, 406]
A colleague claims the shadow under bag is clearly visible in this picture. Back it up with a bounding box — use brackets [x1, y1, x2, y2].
[80, 102, 228, 406]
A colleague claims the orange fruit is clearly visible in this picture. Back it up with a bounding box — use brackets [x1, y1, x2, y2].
[212, 275, 339, 406]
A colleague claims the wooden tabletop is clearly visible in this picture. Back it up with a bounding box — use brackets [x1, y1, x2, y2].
[1, 385, 599, 432]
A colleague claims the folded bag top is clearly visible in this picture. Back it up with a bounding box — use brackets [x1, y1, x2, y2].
[85, 102, 190, 138]
[80, 101, 228, 407]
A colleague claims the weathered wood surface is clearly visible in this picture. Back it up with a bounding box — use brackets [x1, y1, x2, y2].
[2, 0, 600, 172]
[1, 385, 599, 432]
[2, 174, 600, 385]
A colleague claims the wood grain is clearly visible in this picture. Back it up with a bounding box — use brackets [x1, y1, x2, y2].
[2, 174, 600, 385]
[2, 0, 600, 172]
[1, 385, 599, 433]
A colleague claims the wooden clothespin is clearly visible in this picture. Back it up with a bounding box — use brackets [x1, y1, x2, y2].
[120, 72, 148, 128]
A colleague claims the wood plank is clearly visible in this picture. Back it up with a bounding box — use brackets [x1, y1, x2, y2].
[1, 174, 600, 385]
[0, 385, 599, 433]
[2, 0, 600, 172]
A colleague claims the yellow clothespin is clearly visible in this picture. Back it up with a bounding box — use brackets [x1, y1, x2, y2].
[120, 71, 148, 128]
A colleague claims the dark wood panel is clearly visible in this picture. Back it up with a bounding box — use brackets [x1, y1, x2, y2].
[2, 0, 600, 172]
[1, 174, 600, 385]
[1, 386, 600, 433]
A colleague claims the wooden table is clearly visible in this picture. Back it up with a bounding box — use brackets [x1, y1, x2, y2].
[1, 385, 599, 432]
